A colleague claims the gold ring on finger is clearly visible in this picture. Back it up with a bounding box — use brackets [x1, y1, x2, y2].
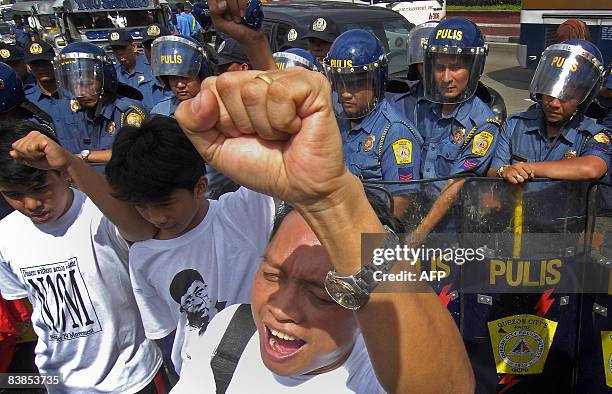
[255, 73, 274, 85]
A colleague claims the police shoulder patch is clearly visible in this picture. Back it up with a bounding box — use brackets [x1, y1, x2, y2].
[594, 132, 611, 145]
[391, 139, 412, 164]
[472, 131, 494, 157]
[126, 111, 144, 127]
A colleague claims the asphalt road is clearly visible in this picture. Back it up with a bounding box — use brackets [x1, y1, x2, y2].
[481, 42, 536, 116]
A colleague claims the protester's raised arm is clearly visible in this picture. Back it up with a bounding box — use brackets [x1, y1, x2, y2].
[9, 132, 157, 241]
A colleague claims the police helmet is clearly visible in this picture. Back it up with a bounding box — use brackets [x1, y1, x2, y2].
[192, 2, 212, 31]
[151, 35, 210, 83]
[423, 18, 488, 104]
[323, 29, 388, 119]
[529, 39, 605, 112]
[273, 48, 322, 72]
[406, 21, 438, 81]
[55, 42, 117, 99]
[0, 62, 25, 113]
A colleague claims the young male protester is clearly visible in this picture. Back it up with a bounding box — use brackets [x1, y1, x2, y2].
[171, 66, 474, 392]
[10, 114, 275, 381]
[0, 120, 163, 393]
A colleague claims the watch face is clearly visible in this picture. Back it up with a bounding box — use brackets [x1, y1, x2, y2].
[324, 273, 361, 310]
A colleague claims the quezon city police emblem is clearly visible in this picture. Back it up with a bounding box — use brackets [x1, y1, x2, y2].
[472, 131, 493, 156]
[110, 32, 120, 41]
[0, 49, 10, 59]
[392, 139, 413, 164]
[363, 134, 375, 152]
[312, 18, 327, 32]
[107, 121, 116, 135]
[287, 29, 298, 42]
[563, 149, 577, 159]
[147, 25, 161, 37]
[452, 127, 465, 144]
[30, 43, 43, 55]
[488, 314, 558, 374]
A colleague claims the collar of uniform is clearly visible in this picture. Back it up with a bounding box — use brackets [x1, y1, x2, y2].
[96, 96, 117, 120]
[428, 97, 473, 129]
[529, 109, 582, 142]
[30, 83, 59, 101]
[393, 81, 424, 103]
[348, 100, 385, 136]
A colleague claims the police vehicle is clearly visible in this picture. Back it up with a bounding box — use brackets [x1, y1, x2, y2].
[262, 0, 414, 80]
[51, 0, 170, 49]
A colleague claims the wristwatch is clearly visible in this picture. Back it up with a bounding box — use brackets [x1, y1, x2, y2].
[324, 225, 400, 310]
[80, 149, 91, 163]
[496, 164, 510, 178]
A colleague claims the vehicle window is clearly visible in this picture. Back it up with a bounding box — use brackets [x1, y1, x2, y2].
[383, 20, 410, 79]
[0, 23, 9, 34]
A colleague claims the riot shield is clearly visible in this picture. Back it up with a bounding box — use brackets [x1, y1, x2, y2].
[363, 176, 607, 393]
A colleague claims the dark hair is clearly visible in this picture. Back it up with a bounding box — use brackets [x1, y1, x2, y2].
[175, 3, 185, 12]
[0, 119, 59, 187]
[105, 115, 206, 204]
[271, 186, 404, 240]
[169, 269, 205, 303]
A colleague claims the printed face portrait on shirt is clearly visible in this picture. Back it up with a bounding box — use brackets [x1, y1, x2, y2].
[251, 211, 358, 377]
[170, 269, 211, 332]
[432, 54, 470, 99]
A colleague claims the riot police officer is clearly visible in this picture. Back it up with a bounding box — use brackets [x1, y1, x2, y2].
[273, 47, 322, 72]
[488, 40, 610, 183]
[323, 29, 423, 216]
[140, 24, 174, 110]
[388, 21, 438, 124]
[54, 42, 146, 166]
[150, 35, 211, 116]
[419, 18, 501, 180]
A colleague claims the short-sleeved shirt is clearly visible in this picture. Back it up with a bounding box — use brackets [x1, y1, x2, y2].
[338, 99, 423, 193]
[417, 95, 501, 179]
[140, 77, 173, 112]
[0, 189, 162, 393]
[151, 95, 180, 116]
[61, 95, 146, 153]
[129, 188, 275, 374]
[490, 109, 611, 169]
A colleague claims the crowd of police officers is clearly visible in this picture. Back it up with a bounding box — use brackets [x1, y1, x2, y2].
[0, 0, 612, 391]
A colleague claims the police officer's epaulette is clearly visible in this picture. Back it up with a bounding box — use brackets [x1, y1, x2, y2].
[376, 123, 392, 163]
[461, 119, 501, 149]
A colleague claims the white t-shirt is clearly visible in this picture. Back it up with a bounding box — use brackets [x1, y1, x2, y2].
[172, 304, 386, 393]
[129, 187, 275, 374]
[0, 189, 162, 393]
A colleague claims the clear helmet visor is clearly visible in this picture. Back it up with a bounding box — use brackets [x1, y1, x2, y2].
[273, 52, 320, 72]
[529, 44, 604, 104]
[407, 23, 436, 66]
[54, 55, 104, 98]
[150, 36, 204, 79]
[325, 68, 382, 119]
[423, 48, 486, 104]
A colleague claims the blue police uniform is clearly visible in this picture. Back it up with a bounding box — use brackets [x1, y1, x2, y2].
[115, 53, 154, 90]
[418, 95, 500, 179]
[491, 109, 611, 169]
[338, 99, 423, 193]
[24, 84, 72, 141]
[61, 96, 146, 154]
[151, 96, 180, 116]
[23, 72, 37, 96]
[139, 77, 173, 112]
[387, 81, 424, 125]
